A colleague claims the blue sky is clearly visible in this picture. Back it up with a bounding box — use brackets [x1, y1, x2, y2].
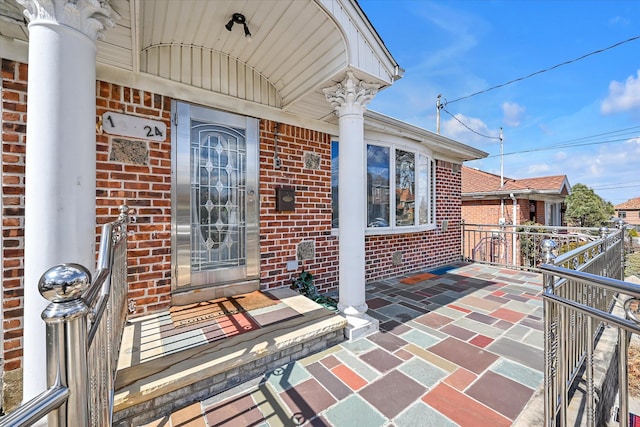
[359, 0, 640, 205]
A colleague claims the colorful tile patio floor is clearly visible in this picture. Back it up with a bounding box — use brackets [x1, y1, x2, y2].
[142, 263, 545, 426]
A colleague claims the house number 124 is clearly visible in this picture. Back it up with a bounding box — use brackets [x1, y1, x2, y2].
[102, 112, 167, 142]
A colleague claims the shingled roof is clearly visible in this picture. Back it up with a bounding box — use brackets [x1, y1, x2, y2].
[615, 197, 640, 210]
[462, 166, 570, 197]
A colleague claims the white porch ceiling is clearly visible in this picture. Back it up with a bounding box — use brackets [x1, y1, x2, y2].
[1, 0, 401, 122]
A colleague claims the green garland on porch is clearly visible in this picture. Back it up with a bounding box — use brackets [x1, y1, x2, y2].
[290, 270, 338, 311]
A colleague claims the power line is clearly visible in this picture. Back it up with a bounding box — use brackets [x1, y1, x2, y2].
[485, 136, 637, 158]
[445, 35, 640, 105]
[440, 106, 501, 140]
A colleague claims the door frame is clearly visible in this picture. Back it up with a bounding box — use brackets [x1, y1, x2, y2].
[171, 101, 260, 304]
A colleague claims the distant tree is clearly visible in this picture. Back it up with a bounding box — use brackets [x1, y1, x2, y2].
[564, 183, 612, 227]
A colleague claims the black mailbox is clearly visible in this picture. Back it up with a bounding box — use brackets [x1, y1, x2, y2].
[276, 187, 296, 212]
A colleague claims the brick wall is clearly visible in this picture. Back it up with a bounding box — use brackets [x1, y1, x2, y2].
[364, 160, 463, 280]
[258, 121, 338, 292]
[1, 59, 27, 373]
[96, 81, 173, 316]
[1, 61, 468, 378]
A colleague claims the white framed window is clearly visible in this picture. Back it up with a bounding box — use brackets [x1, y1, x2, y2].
[331, 140, 436, 233]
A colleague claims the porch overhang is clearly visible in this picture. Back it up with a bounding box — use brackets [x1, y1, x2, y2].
[1, 0, 401, 124]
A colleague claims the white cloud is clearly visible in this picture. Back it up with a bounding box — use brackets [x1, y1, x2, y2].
[554, 151, 568, 161]
[502, 102, 525, 127]
[441, 113, 500, 145]
[601, 70, 640, 114]
[527, 163, 550, 174]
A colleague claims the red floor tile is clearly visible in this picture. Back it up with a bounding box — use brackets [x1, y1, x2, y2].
[216, 312, 260, 337]
[171, 402, 206, 426]
[449, 304, 472, 314]
[469, 335, 494, 348]
[490, 307, 526, 323]
[422, 383, 512, 427]
[444, 368, 477, 391]
[331, 364, 368, 391]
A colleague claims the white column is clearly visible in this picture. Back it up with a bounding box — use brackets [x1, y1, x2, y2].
[324, 71, 380, 340]
[16, 0, 113, 402]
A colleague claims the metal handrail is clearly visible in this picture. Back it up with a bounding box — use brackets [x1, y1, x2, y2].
[0, 206, 129, 427]
[540, 222, 631, 426]
[461, 222, 604, 271]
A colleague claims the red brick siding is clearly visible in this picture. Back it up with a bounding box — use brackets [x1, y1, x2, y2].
[1, 61, 468, 375]
[96, 81, 173, 316]
[258, 121, 338, 292]
[364, 160, 462, 280]
[1, 59, 27, 372]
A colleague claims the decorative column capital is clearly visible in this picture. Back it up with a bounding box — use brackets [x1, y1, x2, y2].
[323, 71, 380, 116]
[17, 0, 115, 41]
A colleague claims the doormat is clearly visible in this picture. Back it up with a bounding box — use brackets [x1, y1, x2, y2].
[400, 272, 438, 285]
[169, 291, 279, 328]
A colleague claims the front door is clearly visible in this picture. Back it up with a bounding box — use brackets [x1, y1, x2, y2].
[172, 102, 259, 304]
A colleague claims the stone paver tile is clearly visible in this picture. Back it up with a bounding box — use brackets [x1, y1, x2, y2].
[267, 362, 311, 393]
[335, 350, 380, 382]
[341, 338, 377, 355]
[448, 304, 471, 314]
[504, 324, 532, 341]
[367, 331, 409, 352]
[490, 307, 526, 323]
[504, 293, 530, 303]
[399, 329, 440, 348]
[204, 393, 262, 427]
[360, 370, 426, 419]
[404, 343, 457, 373]
[444, 367, 477, 391]
[491, 359, 543, 389]
[469, 335, 494, 348]
[324, 394, 386, 427]
[307, 362, 352, 400]
[331, 364, 368, 390]
[414, 312, 454, 328]
[494, 319, 513, 330]
[360, 348, 403, 373]
[519, 316, 544, 331]
[426, 294, 458, 306]
[394, 401, 458, 427]
[487, 337, 543, 371]
[393, 348, 413, 361]
[320, 354, 341, 369]
[376, 303, 423, 322]
[422, 383, 512, 427]
[299, 345, 341, 367]
[367, 297, 393, 309]
[523, 329, 544, 347]
[453, 317, 504, 339]
[504, 300, 539, 315]
[457, 295, 504, 312]
[465, 311, 498, 325]
[428, 337, 498, 374]
[279, 378, 336, 424]
[466, 370, 534, 420]
[440, 323, 476, 341]
[252, 385, 291, 427]
[380, 319, 412, 335]
[486, 295, 510, 304]
[431, 305, 468, 320]
[398, 357, 447, 388]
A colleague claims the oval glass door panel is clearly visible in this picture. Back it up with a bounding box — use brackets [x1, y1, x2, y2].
[173, 102, 259, 295]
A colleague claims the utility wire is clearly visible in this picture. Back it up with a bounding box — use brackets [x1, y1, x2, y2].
[485, 136, 637, 158]
[440, 106, 501, 140]
[445, 35, 640, 105]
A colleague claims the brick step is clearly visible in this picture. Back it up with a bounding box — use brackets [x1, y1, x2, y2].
[113, 288, 346, 426]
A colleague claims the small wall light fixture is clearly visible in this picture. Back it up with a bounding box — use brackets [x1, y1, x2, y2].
[225, 13, 251, 39]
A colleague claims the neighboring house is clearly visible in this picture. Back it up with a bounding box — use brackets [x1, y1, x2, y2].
[615, 197, 640, 228]
[0, 0, 486, 405]
[461, 166, 571, 226]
